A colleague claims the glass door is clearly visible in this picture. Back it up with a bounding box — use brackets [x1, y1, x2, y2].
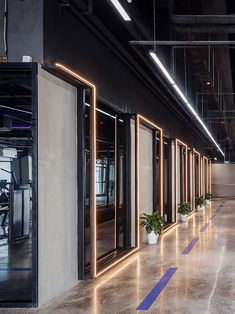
[193, 150, 200, 210]
[163, 137, 172, 226]
[95, 103, 136, 274]
[137, 116, 163, 244]
[175, 139, 188, 216]
[203, 157, 209, 195]
[0, 65, 35, 305]
[187, 150, 193, 212]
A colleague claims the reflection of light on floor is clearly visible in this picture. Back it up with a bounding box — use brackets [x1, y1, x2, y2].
[94, 255, 139, 314]
[206, 245, 225, 313]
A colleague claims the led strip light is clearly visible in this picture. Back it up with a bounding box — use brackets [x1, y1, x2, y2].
[175, 139, 188, 222]
[55, 63, 139, 278]
[55, 63, 97, 278]
[109, 0, 131, 21]
[149, 51, 224, 157]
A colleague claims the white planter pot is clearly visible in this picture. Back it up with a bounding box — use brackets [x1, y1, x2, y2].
[147, 231, 159, 245]
[196, 205, 203, 211]
[205, 199, 211, 205]
[180, 214, 187, 222]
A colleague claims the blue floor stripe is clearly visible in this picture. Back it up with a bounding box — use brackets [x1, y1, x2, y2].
[200, 223, 209, 233]
[182, 238, 199, 255]
[0, 268, 32, 272]
[136, 267, 177, 311]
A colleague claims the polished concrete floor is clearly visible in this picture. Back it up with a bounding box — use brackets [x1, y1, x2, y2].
[3, 199, 235, 313]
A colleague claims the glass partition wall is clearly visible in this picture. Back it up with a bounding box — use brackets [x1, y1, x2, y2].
[200, 156, 209, 198]
[137, 115, 163, 244]
[163, 137, 173, 227]
[208, 159, 212, 194]
[0, 65, 36, 305]
[187, 149, 193, 212]
[95, 103, 137, 275]
[193, 150, 201, 210]
[175, 139, 188, 220]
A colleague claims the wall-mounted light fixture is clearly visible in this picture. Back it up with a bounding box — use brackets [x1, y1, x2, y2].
[108, 0, 131, 21]
[149, 51, 224, 157]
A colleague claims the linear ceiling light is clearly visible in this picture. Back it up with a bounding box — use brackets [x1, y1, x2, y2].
[109, 0, 131, 21]
[149, 51, 224, 157]
[149, 52, 175, 84]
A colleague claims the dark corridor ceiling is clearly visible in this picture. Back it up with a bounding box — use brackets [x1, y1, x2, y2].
[66, 0, 235, 161]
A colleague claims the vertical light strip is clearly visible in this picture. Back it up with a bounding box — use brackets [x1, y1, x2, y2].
[160, 129, 164, 216]
[114, 115, 117, 255]
[175, 140, 178, 222]
[92, 87, 97, 278]
[185, 144, 188, 203]
[136, 115, 140, 249]
[209, 160, 212, 194]
[192, 152, 195, 210]
[54, 63, 97, 278]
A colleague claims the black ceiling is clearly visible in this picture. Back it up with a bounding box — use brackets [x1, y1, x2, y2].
[80, 0, 235, 161]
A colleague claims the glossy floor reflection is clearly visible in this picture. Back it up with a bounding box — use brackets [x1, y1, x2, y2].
[0, 239, 32, 303]
[4, 199, 235, 313]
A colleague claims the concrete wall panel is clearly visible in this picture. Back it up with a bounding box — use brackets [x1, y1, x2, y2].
[38, 66, 77, 305]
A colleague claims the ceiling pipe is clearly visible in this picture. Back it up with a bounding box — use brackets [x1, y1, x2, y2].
[0, 105, 32, 115]
[130, 40, 235, 46]
[174, 25, 235, 34]
[171, 14, 235, 25]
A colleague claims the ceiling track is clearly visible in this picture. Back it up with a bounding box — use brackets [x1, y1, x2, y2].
[130, 40, 235, 46]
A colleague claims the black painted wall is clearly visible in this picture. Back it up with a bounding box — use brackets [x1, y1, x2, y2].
[43, 1, 210, 153]
[0, 0, 43, 62]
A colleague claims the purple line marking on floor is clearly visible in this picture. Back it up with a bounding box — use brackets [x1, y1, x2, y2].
[181, 238, 199, 255]
[200, 223, 209, 233]
[136, 267, 177, 311]
[210, 214, 216, 220]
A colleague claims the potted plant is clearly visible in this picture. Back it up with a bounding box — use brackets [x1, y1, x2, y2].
[140, 212, 164, 244]
[178, 202, 191, 222]
[195, 196, 204, 211]
[205, 193, 212, 205]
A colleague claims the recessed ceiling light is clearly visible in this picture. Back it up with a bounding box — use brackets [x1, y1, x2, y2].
[206, 81, 211, 85]
[221, 121, 224, 124]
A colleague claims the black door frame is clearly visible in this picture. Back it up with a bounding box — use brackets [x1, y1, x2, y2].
[0, 62, 38, 308]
